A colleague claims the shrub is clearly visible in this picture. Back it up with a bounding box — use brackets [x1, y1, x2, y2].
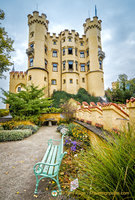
[0, 129, 32, 142]
[57, 118, 70, 125]
[57, 125, 66, 132]
[13, 125, 39, 133]
[2, 120, 35, 130]
[42, 107, 62, 113]
[72, 130, 135, 199]
[0, 125, 4, 130]
[0, 109, 9, 117]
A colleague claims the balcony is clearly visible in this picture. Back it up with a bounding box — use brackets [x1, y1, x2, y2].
[98, 50, 105, 60]
[26, 47, 34, 55]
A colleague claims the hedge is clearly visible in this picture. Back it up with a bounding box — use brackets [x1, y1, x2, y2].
[13, 125, 39, 133]
[0, 129, 32, 142]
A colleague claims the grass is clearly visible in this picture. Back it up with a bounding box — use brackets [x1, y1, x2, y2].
[58, 124, 135, 199]
[72, 129, 135, 199]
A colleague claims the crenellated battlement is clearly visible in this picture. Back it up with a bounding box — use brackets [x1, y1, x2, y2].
[10, 71, 27, 79]
[28, 11, 49, 30]
[83, 16, 102, 34]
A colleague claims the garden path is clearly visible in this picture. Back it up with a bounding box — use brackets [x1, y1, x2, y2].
[0, 126, 66, 200]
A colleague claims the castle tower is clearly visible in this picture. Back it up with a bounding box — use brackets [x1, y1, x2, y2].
[83, 7, 105, 96]
[26, 11, 49, 96]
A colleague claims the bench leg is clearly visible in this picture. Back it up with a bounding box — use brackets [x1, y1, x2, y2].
[34, 177, 39, 194]
[56, 175, 62, 195]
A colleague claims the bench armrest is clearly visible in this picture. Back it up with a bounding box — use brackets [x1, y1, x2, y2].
[48, 139, 61, 145]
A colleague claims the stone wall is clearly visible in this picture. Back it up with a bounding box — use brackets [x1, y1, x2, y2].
[72, 98, 135, 132]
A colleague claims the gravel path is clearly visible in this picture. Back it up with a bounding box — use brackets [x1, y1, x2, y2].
[0, 126, 66, 200]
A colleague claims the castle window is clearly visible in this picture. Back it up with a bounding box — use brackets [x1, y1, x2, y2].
[53, 40, 57, 45]
[30, 43, 34, 48]
[82, 78, 85, 83]
[76, 79, 78, 84]
[18, 87, 21, 92]
[45, 59, 47, 69]
[63, 38, 65, 42]
[44, 77, 47, 81]
[52, 50, 57, 57]
[70, 79, 73, 84]
[63, 79, 66, 84]
[81, 64, 85, 72]
[75, 61, 78, 71]
[68, 48, 73, 55]
[69, 37, 72, 42]
[63, 61, 66, 70]
[75, 48, 77, 56]
[30, 58, 33, 66]
[87, 49, 89, 57]
[80, 51, 85, 58]
[99, 60, 102, 70]
[51, 79, 56, 85]
[45, 46, 47, 54]
[87, 61, 90, 71]
[80, 42, 83, 46]
[28, 75, 32, 81]
[68, 61, 73, 70]
[53, 63, 58, 72]
[63, 48, 65, 56]
[30, 32, 34, 38]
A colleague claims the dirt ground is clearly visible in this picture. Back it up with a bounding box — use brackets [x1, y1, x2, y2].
[0, 126, 69, 200]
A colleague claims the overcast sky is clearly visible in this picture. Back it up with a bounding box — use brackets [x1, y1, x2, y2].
[0, 0, 135, 108]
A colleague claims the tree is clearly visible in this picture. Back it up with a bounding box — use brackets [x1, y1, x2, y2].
[105, 74, 135, 104]
[60, 100, 76, 123]
[118, 74, 128, 91]
[1, 84, 52, 122]
[0, 9, 14, 78]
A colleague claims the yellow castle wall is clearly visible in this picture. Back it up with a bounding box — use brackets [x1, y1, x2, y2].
[9, 11, 105, 98]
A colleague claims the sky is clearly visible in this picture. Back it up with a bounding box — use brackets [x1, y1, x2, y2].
[0, 0, 135, 108]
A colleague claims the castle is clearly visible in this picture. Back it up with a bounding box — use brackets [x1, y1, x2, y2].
[9, 9, 105, 97]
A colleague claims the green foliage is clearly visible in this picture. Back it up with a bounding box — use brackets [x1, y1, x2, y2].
[72, 130, 135, 199]
[1, 84, 52, 121]
[0, 9, 14, 78]
[1, 120, 35, 130]
[52, 88, 99, 108]
[42, 107, 62, 113]
[13, 125, 39, 133]
[0, 125, 4, 130]
[57, 118, 69, 125]
[106, 74, 135, 103]
[0, 129, 33, 142]
[0, 109, 9, 117]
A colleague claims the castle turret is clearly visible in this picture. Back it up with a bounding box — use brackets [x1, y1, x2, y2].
[26, 11, 49, 96]
[83, 8, 105, 96]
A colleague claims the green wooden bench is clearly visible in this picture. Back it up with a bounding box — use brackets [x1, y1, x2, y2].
[33, 133, 67, 195]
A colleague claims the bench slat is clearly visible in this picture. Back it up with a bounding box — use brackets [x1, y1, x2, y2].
[48, 145, 58, 175]
[42, 143, 52, 163]
[43, 145, 55, 174]
[54, 145, 61, 174]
